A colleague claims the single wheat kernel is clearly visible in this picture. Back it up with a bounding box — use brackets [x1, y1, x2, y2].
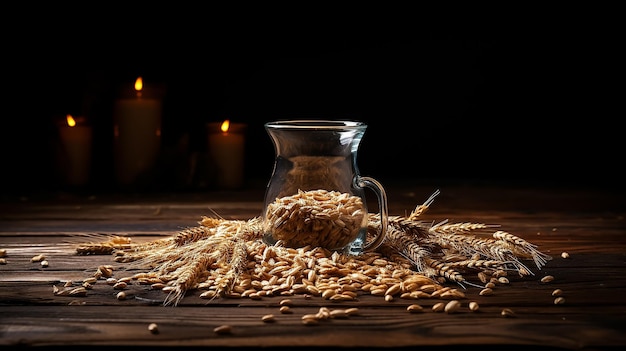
[479, 288, 493, 296]
[561, 252, 570, 259]
[249, 292, 262, 300]
[322, 289, 336, 299]
[340, 291, 358, 299]
[69, 287, 87, 296]
[0, 249, 6, 257]
[554, 297, 566, 305]
[261, 314, 276, 323]
[541, 275, 554, 283]
[552, 289, 563, 297]
[469, 301, 479, 311]
[40, 260, 49, 268]
[279, 306, 293, 314]
[279, 299, 293, 306]
[444, 300, 461, 313]
[213, 325, 232, 335]
[400, 292, 414, 299]
[432, 302, 445, 312]
[0, 258, 6, 265]
[329, 309, 349, 319]
[407, 304, 423, 313]
[385, 283, 401, 296]
[440, 289, 465, 299]
[148, 323, 159, 334]
[497, 276, 509, 284]
[116, 291, 127, 300]
[113, 281, 127, 290]
[370, 288, 387, 296]
[31, 254, 45, 262]
[384, 294, 394, 302]
[302, 313, 319, 321]
[501, 308, 516, 317]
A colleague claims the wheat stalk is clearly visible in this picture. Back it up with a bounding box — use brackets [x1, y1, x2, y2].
[73, 189, 551, 306]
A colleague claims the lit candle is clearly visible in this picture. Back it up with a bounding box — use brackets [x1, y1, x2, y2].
[208, 120, 246, 189]
[113, 76, 162, 186]
[59, 114, 93, 186]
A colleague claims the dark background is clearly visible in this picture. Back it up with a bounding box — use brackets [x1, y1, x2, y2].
[1, 12, 622, 198]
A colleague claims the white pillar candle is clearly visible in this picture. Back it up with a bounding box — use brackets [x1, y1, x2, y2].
[59, 114, 93, 186]
[208, 120, 246, 189]
[113, 77, 162, 186]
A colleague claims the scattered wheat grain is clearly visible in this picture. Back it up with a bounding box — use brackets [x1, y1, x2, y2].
[444, 300, 461, 313]
[501, 308, 515, 317]
[432, 302, 445, 312]
[554, 297, 566, 305]
[407, 304, 423, 313]
[479, 288, 493, 296]
[31, 254, 45, 262]
[148, 323, 159, 334]
[262, 314, 276, 323]
[329, 309, 349, 319]
[69, 287, 87, 296]
[213, 325, 232, 335]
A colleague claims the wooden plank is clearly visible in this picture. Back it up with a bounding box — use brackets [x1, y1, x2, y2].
[1, 185, 625, 349]
[1, 303, 625, 349]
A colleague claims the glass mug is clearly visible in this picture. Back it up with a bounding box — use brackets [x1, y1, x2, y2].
[262, 120, 388, 255]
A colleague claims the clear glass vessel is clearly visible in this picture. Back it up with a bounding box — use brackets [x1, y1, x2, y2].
[262, 120, 388, 255]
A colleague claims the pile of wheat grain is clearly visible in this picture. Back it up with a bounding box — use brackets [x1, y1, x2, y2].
[74, 189, 551, 306]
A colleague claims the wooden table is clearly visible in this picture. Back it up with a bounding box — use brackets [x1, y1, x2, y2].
[1, 182, 625, 350]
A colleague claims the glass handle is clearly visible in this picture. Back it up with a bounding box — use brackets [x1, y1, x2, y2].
[356, 176, 388, 252]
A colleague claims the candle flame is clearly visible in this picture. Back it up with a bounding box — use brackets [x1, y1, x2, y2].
[66, 114, 77, 127]
[221, 120, 230, 133]
[134, 77, 143, 92]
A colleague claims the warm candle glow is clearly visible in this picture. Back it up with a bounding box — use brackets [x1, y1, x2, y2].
[134, 77, 143, 92]
[220, 120, 230, 133]
[114, 76, 163, 186]
[208, 120, 246, 189]
[59, 114, 93, 186]
[66, 114, 77, 127]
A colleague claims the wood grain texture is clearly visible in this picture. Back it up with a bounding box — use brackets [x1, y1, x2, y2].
[1, 184, 625, 350]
